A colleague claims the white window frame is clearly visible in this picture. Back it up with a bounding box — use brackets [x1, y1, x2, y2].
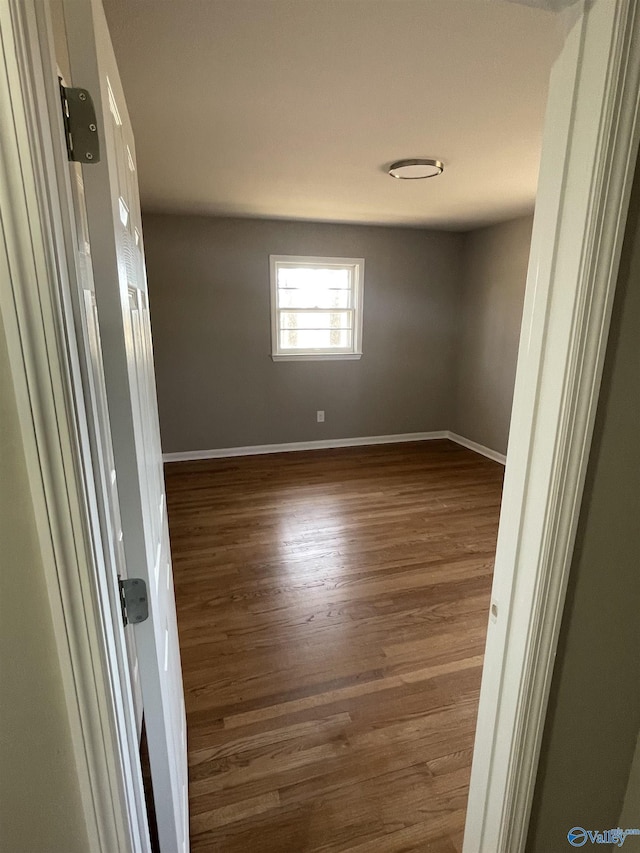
[269, 255, 364, 361]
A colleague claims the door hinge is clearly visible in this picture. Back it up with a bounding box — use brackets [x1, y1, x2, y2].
[118, 577, 149, 626]
[59, 81, 101, 164]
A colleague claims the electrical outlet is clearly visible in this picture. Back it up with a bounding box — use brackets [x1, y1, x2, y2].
[317, 410, 325, 423]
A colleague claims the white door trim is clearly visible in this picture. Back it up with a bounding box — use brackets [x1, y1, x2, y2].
[464, 1, 640, 851]
[0, 2, 145, 851]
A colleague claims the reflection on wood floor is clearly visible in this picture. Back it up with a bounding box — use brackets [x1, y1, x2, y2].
[165, 439, 503, 852]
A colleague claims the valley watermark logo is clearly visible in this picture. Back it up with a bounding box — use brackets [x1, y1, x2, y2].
[567, 826, 640, 847]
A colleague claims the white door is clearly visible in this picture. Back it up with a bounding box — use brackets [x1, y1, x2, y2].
[62, 152, 150, 852]
[60, 2, 189, 850]
[68, 157, 144, 736]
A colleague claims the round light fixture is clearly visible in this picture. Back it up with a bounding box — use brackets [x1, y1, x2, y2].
[388, 158, 444, 180]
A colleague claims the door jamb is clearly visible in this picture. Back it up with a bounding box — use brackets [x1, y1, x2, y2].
[0, 1, 146, 851]
[464, 1, 640, 851]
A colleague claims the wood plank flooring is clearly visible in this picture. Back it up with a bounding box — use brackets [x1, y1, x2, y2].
[165, 439, 504, 852]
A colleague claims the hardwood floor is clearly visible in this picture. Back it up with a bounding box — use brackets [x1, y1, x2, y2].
[165, 439, 504, 852]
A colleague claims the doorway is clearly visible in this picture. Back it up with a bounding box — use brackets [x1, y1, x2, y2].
[1, 1, 639, 852]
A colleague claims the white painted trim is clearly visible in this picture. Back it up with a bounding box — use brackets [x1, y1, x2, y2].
[271, 353, 362, 361]
[162, 430, 508, 465]
[162, 431, 449, 462]
[447, 433, 506, 465]
[0, 2, 139, 850]
[464, 1, 640, 851]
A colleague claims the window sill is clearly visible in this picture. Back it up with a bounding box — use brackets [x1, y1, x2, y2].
[271, 353, 362, 362]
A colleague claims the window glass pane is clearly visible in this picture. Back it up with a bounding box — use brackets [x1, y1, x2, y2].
[278, 288, 351, 309]
[279, 311, 352, 331]
[277, 266, 351, 290]
[280, 329, 353, 350]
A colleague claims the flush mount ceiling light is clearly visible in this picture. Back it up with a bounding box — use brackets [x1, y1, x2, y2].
[388, 158, 444, 180]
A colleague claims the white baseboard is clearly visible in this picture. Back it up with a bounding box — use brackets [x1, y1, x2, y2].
[162, 431, 448, 462]
[447, 432, 507, 465]
[162, 430, 507, 465]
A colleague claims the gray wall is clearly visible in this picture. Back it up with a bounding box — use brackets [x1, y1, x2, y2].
[143, 214, 464, 453]
[0, 321, 89, 853]
[527, 168, 640, 852]
[453, 215, 533, 455]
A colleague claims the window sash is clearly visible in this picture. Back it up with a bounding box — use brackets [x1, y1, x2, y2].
[279, 328, 354, 352]
[277, 287, 353, 310]
[276, 307, 355, 353]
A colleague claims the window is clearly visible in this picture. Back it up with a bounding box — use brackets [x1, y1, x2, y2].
[270, 255, 364, 361]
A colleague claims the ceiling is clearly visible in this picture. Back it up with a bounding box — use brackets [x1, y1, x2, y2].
[103, 0, 564, 230]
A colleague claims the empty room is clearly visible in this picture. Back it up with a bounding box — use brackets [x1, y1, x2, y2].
[6, 1, 639, 852]
[99, 0, 558, 848]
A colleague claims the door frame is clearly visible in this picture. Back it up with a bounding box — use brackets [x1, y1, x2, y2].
[1, 1, 639, 852]
[464, 1, 640, 850]
[0, 1, 147, 851]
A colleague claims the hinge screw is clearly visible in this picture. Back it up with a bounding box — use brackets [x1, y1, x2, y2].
[89, 123, 97, 131]
[79, 92, 87, 101]
[85, 152, 94, 160]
